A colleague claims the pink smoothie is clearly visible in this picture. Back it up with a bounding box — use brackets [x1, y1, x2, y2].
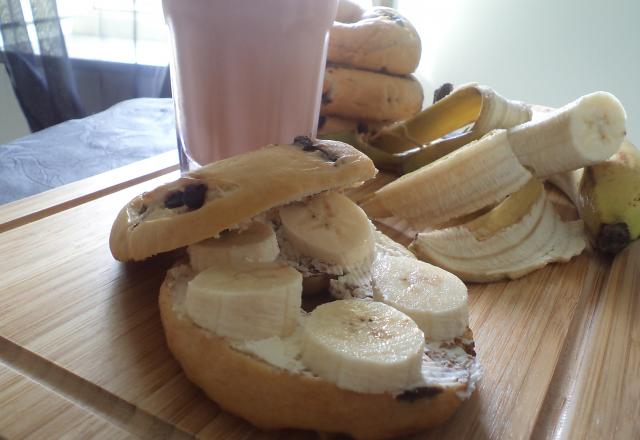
[162, 0, 338, 168]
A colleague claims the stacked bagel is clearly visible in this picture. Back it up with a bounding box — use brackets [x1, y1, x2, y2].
[319, 0, 424, 136]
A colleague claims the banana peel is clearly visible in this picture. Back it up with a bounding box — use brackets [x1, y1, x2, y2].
[535, 98, 640, 255]
[319, 83, 532, 175]
[409, 179, 587, 283]
[555, 140, 640, 254]
[325, 89, 639, 260]
[369, 83, 530, 154]
[581, 141, 640, 253]
[318, 129, 479, 174]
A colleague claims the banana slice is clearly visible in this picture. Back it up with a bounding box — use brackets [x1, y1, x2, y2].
[508, 92, 626, 177]
[361, 129, 533, 230]
[279, 192, 375, 268]
[327, 228, 413, 300]
[185, 262, 302, 340]
[372, 256, 468, 341]
[301, 300, 424, 394]
[187, 221, 279, 273]
[374, 229, 416, 259]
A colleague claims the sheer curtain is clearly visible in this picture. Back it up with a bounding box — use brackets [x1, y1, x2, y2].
[0, 0, 170, 132]
[0, 0, 84, 131]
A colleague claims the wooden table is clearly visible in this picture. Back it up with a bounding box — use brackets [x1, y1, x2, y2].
[0, 153, 638, 439]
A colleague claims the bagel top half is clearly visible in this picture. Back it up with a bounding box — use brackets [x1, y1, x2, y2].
[109, 138, 376, 262]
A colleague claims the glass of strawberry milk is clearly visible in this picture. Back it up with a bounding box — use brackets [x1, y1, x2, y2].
[162, 0, 339, 171]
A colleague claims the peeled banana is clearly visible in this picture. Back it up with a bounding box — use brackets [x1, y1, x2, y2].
[362, 92, 627, 232]
[360, 129, 533, 230]
[550, 139, 640, 254]
[508, 92, 626, 177]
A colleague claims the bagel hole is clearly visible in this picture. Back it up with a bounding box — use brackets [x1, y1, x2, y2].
[301, 274, 337, 313]
[301, 290, 335, 313]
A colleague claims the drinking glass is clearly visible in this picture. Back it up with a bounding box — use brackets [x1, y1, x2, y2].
[162, 0, 338, 171]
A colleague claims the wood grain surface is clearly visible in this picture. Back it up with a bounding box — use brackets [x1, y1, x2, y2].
[0, 159, 638, 439]
[0, 365, 132, 439]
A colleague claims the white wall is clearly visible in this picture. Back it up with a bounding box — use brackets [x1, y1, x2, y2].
[399, 0, 640, 138]
[0, 67, 30, 144]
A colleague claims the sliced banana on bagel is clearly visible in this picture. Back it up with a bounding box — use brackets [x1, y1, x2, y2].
[111, 141, 481, 438]
[279, 191, 374, 268]
[185, 262, 302, 340]
[301, 299, 425, 394]
[372, 256, 469, 341]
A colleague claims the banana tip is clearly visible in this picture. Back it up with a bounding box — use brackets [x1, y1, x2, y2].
[596, 222, 631, 254]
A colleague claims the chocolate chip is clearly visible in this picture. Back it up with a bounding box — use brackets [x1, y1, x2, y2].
[314, 144, 340, 162]
[321, 90, 332, 105]
[164, 191, 185, 209]
[183, 183, 208, 210]
[293, 136, 315, 151]
[433, 83, 454, 104]
[376, 9, 406, 26]
[378, 9, 398, 19]
[396, 386, 443, 402]
[294, 136, 340, 162]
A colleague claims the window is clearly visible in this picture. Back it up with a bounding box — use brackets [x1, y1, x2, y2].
[58, 0, 168, 65]
[2, 1, 387, 66]
[0, 0, 169, 65]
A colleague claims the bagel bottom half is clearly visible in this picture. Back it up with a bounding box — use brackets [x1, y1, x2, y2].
[159, 264, 475, 439]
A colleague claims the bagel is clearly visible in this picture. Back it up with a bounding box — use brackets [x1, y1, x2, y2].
[110, 139, 481, 438]
[322, 66, 423, 122]
[160, 262, 480, 439]
[335, 0, 364, 23]
[317, 115, 385, 136]
[328, 4, 421, 75]
[110, 138, 376, 261]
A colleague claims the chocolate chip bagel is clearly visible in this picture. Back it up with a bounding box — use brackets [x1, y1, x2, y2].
[320, 1, 424, 133]
[321, 66, 423, 123]
[110, 138, 375, 261]
[110, 139, 481, 439]
[328, 4, 421, 75]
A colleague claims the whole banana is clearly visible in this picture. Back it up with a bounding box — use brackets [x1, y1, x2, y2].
[579, 139, 640, 254]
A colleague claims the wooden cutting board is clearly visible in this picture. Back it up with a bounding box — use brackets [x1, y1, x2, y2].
[0, 155, 638, 439]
